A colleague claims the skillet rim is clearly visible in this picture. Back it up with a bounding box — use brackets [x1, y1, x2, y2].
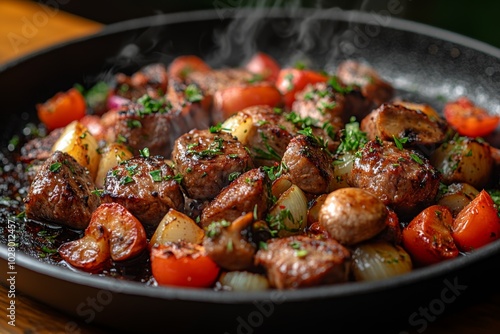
[1, 7, 500, 305]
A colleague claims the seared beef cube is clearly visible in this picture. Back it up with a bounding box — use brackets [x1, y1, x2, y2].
[282, 134, 336, 195]
[347, 140, 441, 217]
[255, 235, 351, 289]
[102, 156, 184, 226]
[114, 63, 169, 100]
[24, 151, 100, 229]
[203, 212, 257, 271]
[20, 128, 63, 163]
[200, 168, 270, 228]
[361, 103, 448, 147]
[111, 80, 211, 158]
[112, 107, 177, 157]
[336, 60, 394, 108]
[111, 95, 185, 157]
[172, 129, 253, 200]
[292, 81, 345, 133]
[166, 78, 211, 131]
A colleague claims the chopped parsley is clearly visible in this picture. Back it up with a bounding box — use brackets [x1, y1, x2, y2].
[328, 75, 354, 94]
[262, 162, 288, 181]
[247, 73, 264, 84]
[136, 94, 170, 115]
[205, 219, 232, 238]
[91, 189, 104, 196]
[266, 208, 303, 235]
[285, 111, 318, 129]
[228, 171, 241, 181]
[410, 153, 424, 165]
[393, 135, 408, 150]
[149, 169, 163, 182]
[139, 147, 150, 158]
[120, 175, 134, 185]
[336, 117, 367, 153]
[187, 136, 224, 158]
[127, 119, 142, 129]
[209, 123, 231, 133]
[185, 84, 203, 102]
[297, 126, 330, 150]
[49, 162, 62, 172]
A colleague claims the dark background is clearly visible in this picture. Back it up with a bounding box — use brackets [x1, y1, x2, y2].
[35, 0, 500, 49]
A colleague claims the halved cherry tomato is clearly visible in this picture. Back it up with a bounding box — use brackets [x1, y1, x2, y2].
[245, 52, 281, 82]
[213, 83, 283, 122]
[36, 87, 87, 131]
[452, 189, 500, 252]
[58, 224, 111, 272]
[58, 203, 148, 271]
[89, 203, 148, 261]
[275, 68, 328, 109]
[443, 96, 500, 138]
[168, 55, 211, 81]
[150, 241, 220, 288]
[402, 205, 459, 266]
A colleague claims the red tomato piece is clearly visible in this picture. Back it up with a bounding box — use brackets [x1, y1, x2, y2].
[213, 83, 283, 121]
[168, 55, 211, 80]
[452, 189, 500, 252]
[79, 114, 107, 141]
[36, 87, 87, 131]
[443, 96, 500, 138]
[245, 52, 281, 82]
[58, 224, 111, 272]
[150, 241, 220, 288]
[402, 205, 459, 266]
[88, 203, 148, 262]
[275, 68, 328, 109]
[374, 207, 403, 245]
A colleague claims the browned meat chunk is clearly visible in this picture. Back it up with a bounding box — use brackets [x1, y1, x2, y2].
[24, 151, 101, 229]
[101, 156, 184, 226]
[200, 167, 270, 228]
[361, 103, 448, 147]
[254, 235, 351, 289]
[203, 212, 257, 271]
[166, 79, 211, 131]
[114, 63, 169, 100]
[172, 129, 253, 200]
[347, 140, 441, 216]
[110, 92, 208, 157]
[336, 60, 394, 108]
[291, 81, 345, 134]
[282, 134, 336, 195]
[20, 128, 63, 163]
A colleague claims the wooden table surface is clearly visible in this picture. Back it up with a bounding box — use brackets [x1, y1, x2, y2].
[2, 1, 500, 333]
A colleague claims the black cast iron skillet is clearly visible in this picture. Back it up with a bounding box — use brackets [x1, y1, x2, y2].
[1, 8, 500, 334]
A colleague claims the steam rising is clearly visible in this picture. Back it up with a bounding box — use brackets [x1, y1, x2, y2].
[206, 0, 350, 70]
